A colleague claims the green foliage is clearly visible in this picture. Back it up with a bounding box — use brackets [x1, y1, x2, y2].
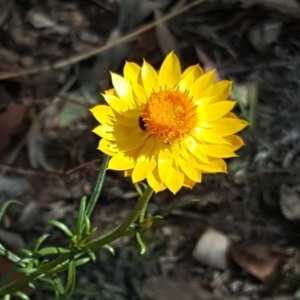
[0, 155, 180, 299]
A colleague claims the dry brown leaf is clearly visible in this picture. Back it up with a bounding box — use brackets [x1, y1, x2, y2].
[0, 104, 28, 155]
[229, 244, 290, 282]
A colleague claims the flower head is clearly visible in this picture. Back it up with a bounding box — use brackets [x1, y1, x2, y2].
[91, 52, 248, 194]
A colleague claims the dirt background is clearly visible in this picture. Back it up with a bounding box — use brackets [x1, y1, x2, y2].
[1, 0, 300, 299]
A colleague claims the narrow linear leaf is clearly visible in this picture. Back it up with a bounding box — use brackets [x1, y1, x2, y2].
[18, 249, 32, 257]
[74, 257, 91, 267]
[48, 220, 73, 238]
[28, 283, 36, 290]
[52, 274, 65, 295]
[12, 291, 29, 300]
[36, 247, 71, 257]
[136, 233, 146, 255]
[0, 200, 20, 223]
[77, 196, 87, 238]
[102, 245, 115, 256]
[33, 234, 50, 253]
[87, 250, 96, 262]
[83, 215, 91, 236]
[65, 259, 76, 297]
[17, 267, 36, 274]
[86, 155, 109, 217]
[134, 183, 143, 197]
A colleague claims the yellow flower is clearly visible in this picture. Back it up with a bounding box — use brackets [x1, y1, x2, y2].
[91, 52, 248, 194]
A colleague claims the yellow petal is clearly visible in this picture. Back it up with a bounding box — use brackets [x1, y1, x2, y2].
[132, 137, 157, 183]
[181, 64, 203, 79]
[194, 96, 214, 107]
[178, 157, 201, 182]
[159, 52, 181, 88]
[93, 124, 115, 140]
[177, 69, 195, 92]
[201, 144, 237, 158]
[198, 101, 237, 122]
[108, 151, 136, 170]
[124, 61, 141, 82]
[182, 174, 198, 189]
[165, 167, 184, 194]
[114, 111, 136, 127]
[104, 88, 116, 96]
[115, 131, 150, 151]
[209, 119, 248, 137]
[98, 139, 118, 156]
[90, 105, 114, 125]
[224, 135, 245, 151]
[170, 143, 180, 169]
[198, 159, 227, 173]
[147, 167, 166, 193]
[131, 82, 147, 105]
[157, 145, 173, 182]
[141, 60, 160, 96]
[196, 80, 232, 101]
[110, 73, 133, 101]
[103, 94, 132, 113]
[191, 70, 216, 99]
[193, 127, 229, 144]
[183, 137, 208, 163]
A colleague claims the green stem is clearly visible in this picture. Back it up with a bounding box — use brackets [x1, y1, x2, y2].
[84, 185, 153, 252]
[0, 185, 154, 296]
[86, 155, 109, 217]
[0, 254, 69, 296]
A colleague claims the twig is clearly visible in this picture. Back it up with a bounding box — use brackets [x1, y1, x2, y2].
[0, 0, 204, 81]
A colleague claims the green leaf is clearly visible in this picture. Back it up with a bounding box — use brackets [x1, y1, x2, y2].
[136, 233, 146, 255]
[134, 183, 143, 197]
[12, 291, 29, 300]
[28, 283, 36, 290]
[102, 245, 115, 256]
[83, 215, 91, 236]
[33, 234, 50, 253]
[74, 257, 91, 267]
[3, 295, 11, 300]
[48, 220, 73, 238]
[77, 197, 87, 238]
[18, 249, 32, 257]
[51, 274, 65, 295]
[65, 259, 76, 297]
[18, 257, 36, 266]
[86, 155, 109, 217]
[87, 250, 96, 262]
[0, 200, 20, 223]
[36, 247, 71, 257]
[17, 266, 36, 274]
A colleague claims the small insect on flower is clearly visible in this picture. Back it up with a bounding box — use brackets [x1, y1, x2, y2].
[138, 116, 146, 131]
[90, 52, 248, 194]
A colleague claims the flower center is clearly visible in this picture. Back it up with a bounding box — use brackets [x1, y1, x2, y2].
[141, 90, 198, 144]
